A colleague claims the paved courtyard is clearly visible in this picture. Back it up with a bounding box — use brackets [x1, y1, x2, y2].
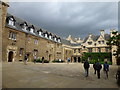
[2, 62, 119, 88]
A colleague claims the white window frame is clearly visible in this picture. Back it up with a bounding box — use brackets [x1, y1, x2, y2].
[49, 35, 52, 40]
[45, 34, 48, 38]
[30, 28, 34, 33]
[58, 39, 60, 42]
[8, 19, 15, 26]
[54, 37, 57, 41]
[22, 26, 27, 31]
[39, 31, 42, 36]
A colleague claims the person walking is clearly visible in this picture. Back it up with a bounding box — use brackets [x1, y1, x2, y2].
[103, 61, 109, 78]
[34, 55, 37, 64]
[67, 58, 70, 64]
[83, 60, 90, 77]
[24, 54, 28, 65]
[95, 61, 102, 79]
[93, 62, 97, 74]
[42, 56, 44, 64]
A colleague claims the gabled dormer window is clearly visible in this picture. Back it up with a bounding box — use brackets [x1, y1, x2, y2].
[39, 31, 42, 36]
[45, 33, 48, 38]
[54, 37, 57, 41]
[21, 22, 27, 30]
[49, 35, 52, 40]
[37, 29, 43, 36]
[58, 38, 61, 43]
[8, 17, 15, 26]
[49, 33, 52, 40]
[30, 28, 34, 33]
[28, 25, 35, 33]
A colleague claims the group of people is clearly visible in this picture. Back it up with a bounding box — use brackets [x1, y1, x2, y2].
[24, 55, 45, 65]
[84, 60, 109, 79]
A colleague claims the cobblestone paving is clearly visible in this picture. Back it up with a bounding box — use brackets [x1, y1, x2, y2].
[2, 62, 119, 88]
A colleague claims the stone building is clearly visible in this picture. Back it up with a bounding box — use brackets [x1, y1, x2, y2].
[1, 1, 118, 65]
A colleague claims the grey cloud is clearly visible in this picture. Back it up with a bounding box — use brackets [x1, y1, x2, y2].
[8, 2, 118, 39]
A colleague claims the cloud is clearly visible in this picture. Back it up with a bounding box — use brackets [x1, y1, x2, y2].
[8, 2, 118, 39]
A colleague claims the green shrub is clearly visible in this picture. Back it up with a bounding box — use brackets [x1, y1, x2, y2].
[44, 60, 49, 63]
[34, 59, 49, 63]
[35, 59, 42, 62]
[88, 59, 96, 64]
[52, 59, 64, 63]
[88, 59, 112, 65]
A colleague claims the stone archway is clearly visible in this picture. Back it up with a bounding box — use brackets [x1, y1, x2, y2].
[74, 57, 77, 62]
[8, 51, 13, 62]
[49, 54, 52, 61]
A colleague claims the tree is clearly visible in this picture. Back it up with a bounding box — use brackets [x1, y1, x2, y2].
[107, 31, 120, 86]
[107, 31, 120, 65]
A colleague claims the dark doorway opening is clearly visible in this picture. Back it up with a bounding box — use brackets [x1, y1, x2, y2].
[78, 57, 81, 63]
[8, 51, 13, 62]
[74, 57, 76, 62]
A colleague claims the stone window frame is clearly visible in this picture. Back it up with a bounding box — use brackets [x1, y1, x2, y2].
[88, 48, 92, 52]
[78, 49, 80, 53]
[74, 49, 76, 53]
[34, 38, 38, 44]
[19, 48, 24, 56]
[98, 47, 101, 52]
[102, 40, 104, 44]
[98, 41, 101, 44]
[105, 47, 109, 52]
[88, 41, 92, 45]
[9, 31, 17, 40]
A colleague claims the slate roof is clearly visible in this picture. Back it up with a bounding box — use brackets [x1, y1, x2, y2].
[5, 13, 111, 46]
[83, 34, 110, 43]
[6, 13, 62, 43]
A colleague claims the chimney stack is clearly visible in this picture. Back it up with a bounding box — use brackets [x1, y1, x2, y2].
[100, 30, 105, 37]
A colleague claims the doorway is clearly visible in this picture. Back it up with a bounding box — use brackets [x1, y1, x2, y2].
[49, 54, 52, 61]
[78, 57, 81, 63]
[74, 57, 77, 62]
[8, 51, 13, 62]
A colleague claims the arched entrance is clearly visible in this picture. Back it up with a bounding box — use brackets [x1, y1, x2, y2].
[74, 57, 77, 62]
[8, 51, 13, 62]
[49, 54, 52, 61]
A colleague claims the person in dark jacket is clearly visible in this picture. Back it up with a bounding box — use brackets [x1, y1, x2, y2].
[24, 54, 28, 65]
[103, 61, 109, 78]
[95, 61, 102, 79]
[93, 62, 97, 74]
[42, 57, 44, 64]
[83, 60, 90, 77]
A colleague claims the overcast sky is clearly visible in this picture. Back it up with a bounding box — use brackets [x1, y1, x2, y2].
[8, 2, 118, 39]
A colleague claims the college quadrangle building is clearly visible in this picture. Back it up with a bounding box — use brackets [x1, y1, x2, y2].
[0, 1, 118, 65]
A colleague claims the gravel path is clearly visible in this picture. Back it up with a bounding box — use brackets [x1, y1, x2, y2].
[2, 62, 119, 88]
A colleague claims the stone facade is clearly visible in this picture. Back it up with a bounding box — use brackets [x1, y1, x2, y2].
[1, 1, 118, 65]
